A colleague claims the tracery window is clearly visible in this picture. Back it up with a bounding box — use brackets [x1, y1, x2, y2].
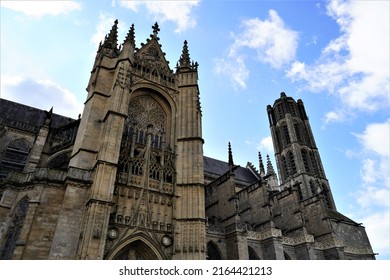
[0, 139, 31, 179]
[117, 95, 175, 184]
[0, 197, 29, 259]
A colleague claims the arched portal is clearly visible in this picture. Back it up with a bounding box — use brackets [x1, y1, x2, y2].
[105, 233, 165, 260]
[248, 246, 260, 260]
[206, 241, 222, 260]
[284, 251, 292, 260]
[112, 240, 159, 260]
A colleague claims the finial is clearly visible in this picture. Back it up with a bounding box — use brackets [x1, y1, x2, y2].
[152, 22, 160, 38]
[228, 142, 234, 167]
[103, 19, 119, 49]
[178, 40, 191, 68]
[259, 151, 265, 176]
[266, 154, 275, 175]
[124, 23, 135, 47]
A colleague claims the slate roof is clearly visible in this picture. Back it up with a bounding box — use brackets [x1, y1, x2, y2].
[0, 98, 75, 132]
[204, 156, 259, 184]
[327, 209, 359, 225]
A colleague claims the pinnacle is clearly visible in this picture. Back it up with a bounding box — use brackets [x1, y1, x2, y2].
[228, 142, 234, 166]
[103, 19, 119, 49]
[259, 151, 265, 175]
[179, 40, 191, 68]
[266, 154, 275, 175]
[124, 23, 135, 47]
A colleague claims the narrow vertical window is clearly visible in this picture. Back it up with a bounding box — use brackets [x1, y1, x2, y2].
[0, 197, 29, 259]
[288, 152, 296, 174]
[283, 125, 291, 145]
[310, 180, 316, 195]
[297, 185, 303, 200]
[309, 151, 318, 176]
[282, 155, 289, 178]
[289, 102, 296, 116]
[294, 123, 302, 143]
[301, 149, 310, 172]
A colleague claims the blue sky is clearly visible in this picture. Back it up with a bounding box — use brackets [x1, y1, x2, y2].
[1, 0, 389, 259]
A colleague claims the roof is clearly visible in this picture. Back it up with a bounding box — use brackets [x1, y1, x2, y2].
[0, 98, 75, 132]
[327, 209, 359, 225]
[204, 156, 259, 184]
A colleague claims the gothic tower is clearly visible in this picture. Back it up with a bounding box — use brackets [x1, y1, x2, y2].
[267, 92, 336, 209]
[49, 21, 205, 259]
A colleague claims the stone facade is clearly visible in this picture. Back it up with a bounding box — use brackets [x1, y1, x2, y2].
[0, 21, 375, 260]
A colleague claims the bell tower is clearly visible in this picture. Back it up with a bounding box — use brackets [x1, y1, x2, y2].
[267, 92, 336, 209]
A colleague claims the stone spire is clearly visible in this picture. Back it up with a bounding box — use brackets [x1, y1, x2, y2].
[103, 19, 119, 49]
[228, 142, 234, 168]
[259, 151, 265, 176]
[266, 154, 275, 175]
[124, 23, 135, 47]
[179, 40, 191, 68]
[119, 23, 135, 60]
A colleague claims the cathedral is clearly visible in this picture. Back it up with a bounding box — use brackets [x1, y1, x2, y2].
[0, 21, 375, 260]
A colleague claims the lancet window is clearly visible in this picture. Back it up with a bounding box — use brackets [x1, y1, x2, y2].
[0, 197, 29, 259]
[282, 125, 291, 146]
[301, 149, 310, 173]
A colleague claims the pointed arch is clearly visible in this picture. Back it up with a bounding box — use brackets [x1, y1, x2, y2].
[248, 246, 260, 260]
[206, 241, 223, 260]
[47, 148, 72, 169]
[0, 196, 29, 259]
[0, 138, 31, 178]
[105, 232, 165, 260]
[284, 251, 292, 260]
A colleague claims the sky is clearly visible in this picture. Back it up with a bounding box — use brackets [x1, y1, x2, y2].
[1, 0, 389, 259]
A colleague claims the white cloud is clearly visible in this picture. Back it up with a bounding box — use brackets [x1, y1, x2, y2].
[230, 10, 298, 69]
[342, 119, 390, 258]
[354, 119, 390, 216]
[119, 0, 199, 32]
[360, 211, 390, 258]
[287, 0, 390, 116]
[215, 9, 298, 89]
[1, 1, 81, 18]
[1, 76, 83, 119]
[357, 186, 389, 209]
[257, 136, 274, 154]
[91, 13, 117, 46]
[323, 110, 346, 124]
[356, 120, 390, 157]
[214, 56, 249, 90]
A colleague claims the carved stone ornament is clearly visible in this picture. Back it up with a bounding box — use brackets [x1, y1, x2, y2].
[161, 234, 173, 247]
[127, 95, 166, 134]
[107, 227, 119, 239]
